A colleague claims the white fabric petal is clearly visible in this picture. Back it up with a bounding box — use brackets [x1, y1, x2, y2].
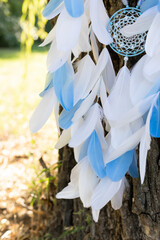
[39, 26, 56, 47]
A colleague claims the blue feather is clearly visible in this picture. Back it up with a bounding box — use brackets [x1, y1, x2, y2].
[59, 100, 82, 129]
[128, 150, 139, 178]
[42, 0, 63, 18]
[140, 0, 158, 12]
[150, 93, 160, 137]
[78, 137, 90, 162]
[105, 150, 134, 181]
[64, 0, 84, 18]
[87, 130, 106, 179]
[54, 62, 74, 111]
[145, 78, 160, 98]
[40, 73, 54, 97]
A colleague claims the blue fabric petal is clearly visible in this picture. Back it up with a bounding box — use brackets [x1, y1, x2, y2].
[140, 0, 158, 12]
[42, 0, 63, 18]
[128, 150, 139, 178]
[150, 93, 160, 137]
[54, 62, 74, 111]
[78, 137, 90, 162]
[105, 150, 134, 182]
[87, 130, 106, 179]
[64, 0, 84, 18]
[40, 73, 54, 97]
[59, 100, 82, 129]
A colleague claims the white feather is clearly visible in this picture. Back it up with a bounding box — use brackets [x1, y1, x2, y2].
[139, 94, 159, 183]
[105, 126, 145, 164]
[39, 26, 56, 47]
[90, 0, 112, 45]
[74, 55, 95, 105]
[83, 48, 109, 98]
[56, 162, 81, 199]
[44, 2, 64, 20]
[145, 12, 160, 57]
[130, 55, 153, 105]
[79, 157, 99, 208]
[91, 177, 122, 211]
[69, 103, 100, 147]
[56, 8, 82, 52]
[29, 88, 56, 133]
[47, 41, 70, 72]
[92, 209, 100, 222]
[73, 79, 100, 122]
[121, 6, 157, 37]
[55, 128, 71, 149]
[111, 177, 127, 210]
[90, 30, 99, 63]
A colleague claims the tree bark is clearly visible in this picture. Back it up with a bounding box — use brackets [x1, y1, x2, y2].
[49, 1, 160, 239]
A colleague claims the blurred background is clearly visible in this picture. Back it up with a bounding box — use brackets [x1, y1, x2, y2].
[0, 0, 59, 239]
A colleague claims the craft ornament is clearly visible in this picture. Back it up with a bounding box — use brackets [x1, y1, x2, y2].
[30, 0, 160, 221]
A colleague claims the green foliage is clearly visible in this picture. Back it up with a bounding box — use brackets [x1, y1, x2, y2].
[0, 1, 22, 47]
[21, 0, 48, 53]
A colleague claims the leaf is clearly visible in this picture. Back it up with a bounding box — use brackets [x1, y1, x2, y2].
[64, 0, 84, 18]
[88, 130, 106, 178]
[105, 150, 134, 181]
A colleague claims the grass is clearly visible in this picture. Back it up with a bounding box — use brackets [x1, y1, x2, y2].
[0, 47, 59, 239]
[0, 47, 51, 136]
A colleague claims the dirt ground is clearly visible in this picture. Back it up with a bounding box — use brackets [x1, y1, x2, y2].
[0, 123, 58, 240]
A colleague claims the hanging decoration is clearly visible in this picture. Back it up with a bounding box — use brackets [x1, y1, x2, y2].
[29, 0, 160, 222]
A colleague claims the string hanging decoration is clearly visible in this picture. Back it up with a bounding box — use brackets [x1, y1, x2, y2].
[29, 0, 160, 222]
[107, 7, 147, 57]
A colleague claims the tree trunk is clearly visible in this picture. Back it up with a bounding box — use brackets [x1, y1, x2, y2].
[49, 1, 160, 239]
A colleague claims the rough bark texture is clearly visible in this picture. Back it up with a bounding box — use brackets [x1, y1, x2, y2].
[48, 1, 160, 239]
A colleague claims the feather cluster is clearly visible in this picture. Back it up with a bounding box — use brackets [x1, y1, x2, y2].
[30, 0, 160, 221]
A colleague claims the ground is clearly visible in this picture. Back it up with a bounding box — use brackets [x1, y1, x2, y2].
[0, 49, 58, 240]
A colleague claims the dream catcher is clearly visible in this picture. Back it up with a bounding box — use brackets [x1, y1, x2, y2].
[29, 0, 160, 221]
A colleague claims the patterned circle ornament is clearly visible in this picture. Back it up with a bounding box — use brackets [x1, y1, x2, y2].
[107, 7, 147, 57]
